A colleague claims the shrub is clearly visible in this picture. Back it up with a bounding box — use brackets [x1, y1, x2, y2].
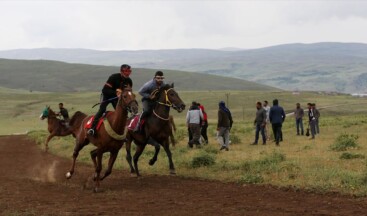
[238, 174, 264, 184]
[340, 152, 365, 160]
[330, 134, 359, 151]
[190, 152, 216, 168]
[230, 133, 241, 144]
[241, 151, 286, 173]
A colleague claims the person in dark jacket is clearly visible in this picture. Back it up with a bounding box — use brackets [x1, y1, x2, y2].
[217, 101, 233, 151]
[134, 71, 165, 132]
[269, 99, 286, 145]
[308, 103, 317, 139]
[252, 102, 267, 145]
[57, 102, 69, 122]
[294, 103, 304, 135]
[87, 64, 133, 136]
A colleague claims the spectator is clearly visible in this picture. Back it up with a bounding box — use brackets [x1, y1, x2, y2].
[269, 99, 286, 146]
[217, 101, 233, 151]
[252, 102, 267, 145]
[313, 103, 321, 134]
[198, 103, 209, 144]
[308, 103, 317, 139]
[294, 103, 304, 135]
[263, 100, 271, 140]
[186, 101, 203, 148]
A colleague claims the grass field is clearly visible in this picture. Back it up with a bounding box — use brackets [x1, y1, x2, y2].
[1, 87, 367, 195]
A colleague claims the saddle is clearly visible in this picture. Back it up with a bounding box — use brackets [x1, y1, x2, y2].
[127, 114, 145, 132]
[85, 112, 112, 131]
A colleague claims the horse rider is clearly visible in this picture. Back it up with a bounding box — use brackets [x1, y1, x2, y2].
[57, 102, 70, 127]
[134, 71, 165, 132]
[87, 64, 133, 136]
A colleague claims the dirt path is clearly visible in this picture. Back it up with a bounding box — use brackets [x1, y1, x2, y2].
[0, 135, 367, 216]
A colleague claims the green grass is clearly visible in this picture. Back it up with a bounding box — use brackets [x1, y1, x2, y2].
[2, 88, 367, 196]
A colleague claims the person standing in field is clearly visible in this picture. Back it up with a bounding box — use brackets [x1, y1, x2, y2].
[186, 101, 203, 148]
[217, 101, 233, 151]
[251, 101, 267, 145]
[263, 100, 271, 140]
[269, 99, 286, 146]
[198, 103, 209, 144]
[313, 103, 320, 134]
[87, 64, 133, 136]
[307, 103, 316, 139]
[294, 103, 304, 136]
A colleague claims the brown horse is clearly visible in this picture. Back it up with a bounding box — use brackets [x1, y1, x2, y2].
[125, 83, 185, 176]
[39, 106, 86, 152]
[66, 85, 138, 192]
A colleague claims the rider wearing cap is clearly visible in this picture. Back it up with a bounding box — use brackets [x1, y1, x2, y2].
[134, 71, 165, 132]
[87, 64, 133, 136]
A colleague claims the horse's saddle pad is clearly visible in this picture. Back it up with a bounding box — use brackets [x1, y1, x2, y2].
[84, 112, 111, 131]
[127, 114, 144, 131]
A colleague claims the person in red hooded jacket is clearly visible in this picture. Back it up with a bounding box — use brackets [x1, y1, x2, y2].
[198, 103, 208, 144]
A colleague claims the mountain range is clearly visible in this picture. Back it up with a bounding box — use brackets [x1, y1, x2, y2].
[1, 42, 366, 93]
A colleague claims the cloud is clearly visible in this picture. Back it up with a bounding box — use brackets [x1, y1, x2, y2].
[0, 0, 367, 50]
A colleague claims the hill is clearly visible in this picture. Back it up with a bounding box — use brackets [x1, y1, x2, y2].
[1, 42, 366, 93]
[0, 59, 276, 92]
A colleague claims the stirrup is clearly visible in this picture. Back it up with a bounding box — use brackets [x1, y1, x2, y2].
[87, 128, 96, 136]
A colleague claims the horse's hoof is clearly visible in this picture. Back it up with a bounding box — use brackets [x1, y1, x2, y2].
[169, 170, 176, 175]
[65, 172, 72, 179]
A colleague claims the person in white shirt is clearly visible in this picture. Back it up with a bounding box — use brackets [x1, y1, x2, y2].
[186, 101, 203, 148]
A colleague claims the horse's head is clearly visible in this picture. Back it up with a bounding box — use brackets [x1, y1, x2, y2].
[119, 85, 139, 115]
[39, 106, 56, 120]
[155, 83, 186, 113]
[40, 106, 49, 120]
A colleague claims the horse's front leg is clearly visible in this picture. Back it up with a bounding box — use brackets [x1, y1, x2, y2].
[91, 149, 103, 193]
[66, 138, 88, 179]
[133, 144, 146, 177]
[162, 139, 175, 175]
[45, 133, 55, 152]
[125, 139, 136, 174]
[100, 149, 119, 180]
[147, 137, 160, 166]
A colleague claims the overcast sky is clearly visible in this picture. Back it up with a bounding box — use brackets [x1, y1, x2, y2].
[1, 0, 367, 50]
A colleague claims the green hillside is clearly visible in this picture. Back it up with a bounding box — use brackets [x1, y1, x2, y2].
[1, 42, 366, 93]
[0, 59, 276, 92]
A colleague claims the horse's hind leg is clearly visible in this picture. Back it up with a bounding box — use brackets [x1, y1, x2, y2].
[125, 140, 135, 174]
[148, 137, 160, 166]
[133, 144, 146, 177]
[66, 138, 89, 179]
[45, 134, 55, 152]
[162, 140, 176, 175]
[100, 150, 119, 180]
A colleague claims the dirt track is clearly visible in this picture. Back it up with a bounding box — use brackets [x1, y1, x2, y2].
[1, 135, 367, 215]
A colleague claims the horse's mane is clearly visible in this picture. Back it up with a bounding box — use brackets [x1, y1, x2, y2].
[151, 84, 173, 100]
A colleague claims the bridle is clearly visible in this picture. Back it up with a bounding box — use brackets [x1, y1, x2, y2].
[153, 88, 175, 121]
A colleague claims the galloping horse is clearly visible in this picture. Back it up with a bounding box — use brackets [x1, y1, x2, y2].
[125, 83, 185, 176]
[40, 106, 86, 152]
[66, 85, 138, 192]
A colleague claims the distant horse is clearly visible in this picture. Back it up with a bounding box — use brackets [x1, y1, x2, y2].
[125, 83, 185, 176]
[39, 106, 86, 152]
[66, 85, 138, 192]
